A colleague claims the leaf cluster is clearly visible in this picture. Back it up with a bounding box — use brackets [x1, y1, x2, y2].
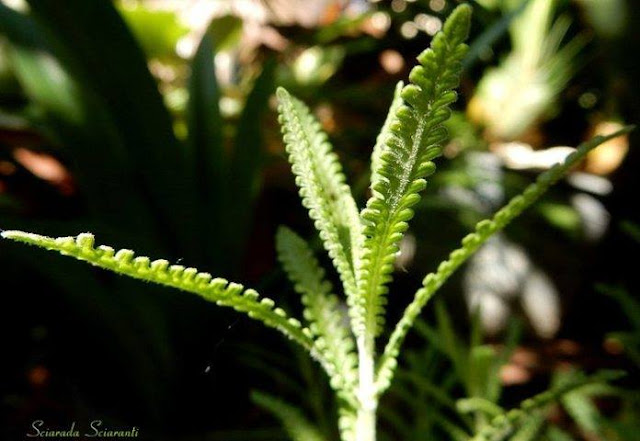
[1, 3, 633, 441]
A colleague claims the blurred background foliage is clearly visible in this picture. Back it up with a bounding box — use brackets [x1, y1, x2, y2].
[0, 0, 638, 440]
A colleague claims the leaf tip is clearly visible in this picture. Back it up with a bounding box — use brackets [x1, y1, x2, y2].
[444, 3, 473, 41]
[2, 230, 35, 241]
[275, 86, 290, 101]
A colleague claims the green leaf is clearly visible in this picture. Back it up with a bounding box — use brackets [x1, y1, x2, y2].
[187, 37, 274, 272]
[276, 226, 357, 398]
[276, 87, 363, 324]
[208, 15, 243, 52]
[252, 391, 326, 441]
[556, 370, 604, 435]
[186, 30, 225, 265]
[230, 61, 274, 198]
[470, 370, 625, 441]
[118, 6, 188, 60]
[468, 346, 496, 399]
[509, 413, 545, 441]
[435, 411, 472, 441]
[562, 389, 602, 435]
[463, 0, 530, 71]
[396, 370, 458, 412]
[357, 4, 471, 338]
[225, 60, 276, 270]
[1, 231, 317, 355]
[457, 397, 505, 418]
[187, 30, 224, 194]
[486, 319, 522, 402]
[376, 125, 635, 395]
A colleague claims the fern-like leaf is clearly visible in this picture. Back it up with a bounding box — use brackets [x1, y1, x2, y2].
[276, 88, 363, 325]
[1, 231, 318, 355]
[276, 226, 358, 398]
[252, 391, 326, 441]
[356, 4, 472, 338]
[470, 370, 624, 441]
[370, 81, 404, 187]
[376, 125, 634, 395]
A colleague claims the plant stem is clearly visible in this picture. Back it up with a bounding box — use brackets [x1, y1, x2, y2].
[355, 335, 377, 441]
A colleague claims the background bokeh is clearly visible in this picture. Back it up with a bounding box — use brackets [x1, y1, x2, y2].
[1, 0, 638, 440]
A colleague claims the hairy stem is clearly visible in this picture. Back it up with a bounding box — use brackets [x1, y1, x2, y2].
[354, 335, 377, 441]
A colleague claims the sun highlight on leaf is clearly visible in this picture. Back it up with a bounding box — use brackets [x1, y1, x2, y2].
[356, 4, 472, 339]
[0, 230, 316, 354]
[276, 87, 364, 330]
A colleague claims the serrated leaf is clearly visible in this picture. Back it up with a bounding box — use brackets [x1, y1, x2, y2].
[276, 87, 363, 324]
[356, 4, 472, 338]
[376, 125, 634, 395]
[1, 231, 317, 356]
[276, 226, 357, 398]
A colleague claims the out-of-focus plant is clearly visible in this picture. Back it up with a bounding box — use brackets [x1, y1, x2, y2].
[0, 0, 273, 272]
[578, 0, 627, 39]
[469, 0, 586, 140]
[2, 5, 632, 440]
[563, 224, 640, 441]
[380, 308, 522, 440]
[596, 223, 640, 368]
[382, 311, 625, 441]
[601, 284, 640, 368]
[0, 0, 273, 425]
[117, 5, 189, 61]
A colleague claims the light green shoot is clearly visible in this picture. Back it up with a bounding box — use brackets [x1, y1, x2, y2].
[2, 5, 632, 441]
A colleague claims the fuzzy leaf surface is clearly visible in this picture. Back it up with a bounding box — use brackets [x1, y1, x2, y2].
[276, 226, 358, 397]
[276, 88, 363, 322]
[1, 231, 317, 355]
[356, 4, 472, 338]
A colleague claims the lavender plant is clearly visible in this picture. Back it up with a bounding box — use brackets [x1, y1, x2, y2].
[1, 5, 631, 441]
